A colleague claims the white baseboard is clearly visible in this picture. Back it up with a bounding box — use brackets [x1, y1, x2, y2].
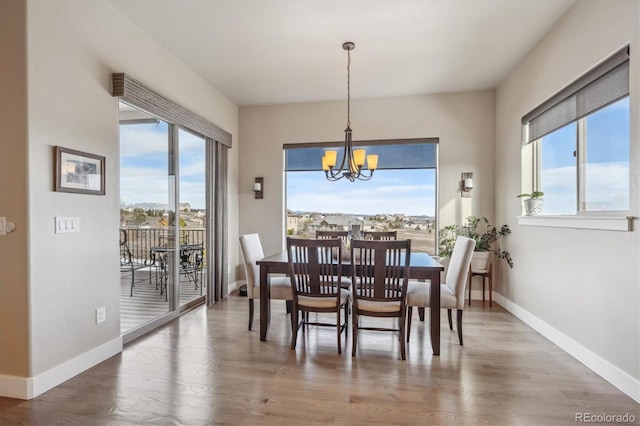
[227, 280, 245, 296]
[493, 292, 640, 404]
[0, 336, 122, 400]
[468, 289, 491, 302]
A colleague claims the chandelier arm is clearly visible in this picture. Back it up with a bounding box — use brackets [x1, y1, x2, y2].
[324, 170, 345, 181]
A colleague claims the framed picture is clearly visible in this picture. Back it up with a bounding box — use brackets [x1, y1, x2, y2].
[55, 146, 105, 195]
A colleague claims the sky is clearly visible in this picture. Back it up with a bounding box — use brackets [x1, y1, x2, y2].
[119, 97, 628, 217]
[120, 121, 206, 210]
[540, 97, 629, 214]
[286, 169, 436, 216]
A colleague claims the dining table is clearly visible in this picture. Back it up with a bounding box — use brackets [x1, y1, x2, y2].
[257, 250, 445, 355]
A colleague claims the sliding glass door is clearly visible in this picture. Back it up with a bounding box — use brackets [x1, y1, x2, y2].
[178, 128, 207, 308]
[118, 104, 209, 337]
[119, 102, 175, 334]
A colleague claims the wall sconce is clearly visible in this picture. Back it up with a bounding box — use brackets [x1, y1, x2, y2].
[253, 177, 264, 199]
[461, 172, 473, 197]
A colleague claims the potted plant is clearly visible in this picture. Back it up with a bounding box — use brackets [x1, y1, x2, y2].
[439, 216, 513, 269]
[517, 191, 544, 216]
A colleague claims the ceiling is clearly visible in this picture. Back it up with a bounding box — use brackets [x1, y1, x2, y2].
[108, 0, 576, 107]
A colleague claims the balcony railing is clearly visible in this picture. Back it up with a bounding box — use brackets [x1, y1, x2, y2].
[120, 227, 206, 265]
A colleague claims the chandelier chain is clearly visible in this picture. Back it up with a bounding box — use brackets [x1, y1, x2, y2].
[347, 48, 351, 128]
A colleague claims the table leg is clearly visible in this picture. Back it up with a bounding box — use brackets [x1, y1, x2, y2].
[260, 265, 270, 341]
[430, 270, 440, 356]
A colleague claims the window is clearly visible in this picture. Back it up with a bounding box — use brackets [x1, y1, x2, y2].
[284, 140, 438, 254]
[522, 46, 630, 216]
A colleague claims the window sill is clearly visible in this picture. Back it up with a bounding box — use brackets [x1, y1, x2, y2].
[517, 215, 634, 231]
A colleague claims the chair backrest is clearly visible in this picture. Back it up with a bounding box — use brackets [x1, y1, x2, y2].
[362, 230, 397, 241]
[287, 237, 342, 299]
[316, 230, 349, 241]
[120, 229, 132, 266]
[316, 230, 350, 251]
[445, 236, 476, 309]
[239, 233, 265, 298]
[350, 239, 411, 303]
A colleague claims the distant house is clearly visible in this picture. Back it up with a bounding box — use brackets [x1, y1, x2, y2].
[309, 214, 375, 234]
[179, 203, 191, 212]
[286, 210, 299, 233]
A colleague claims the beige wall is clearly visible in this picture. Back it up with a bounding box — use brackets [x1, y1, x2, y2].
[0, 0, 30, 378]
[495, 0, 639, 382]
[238, 91, 496, 256]
[0, 0, 239, 392]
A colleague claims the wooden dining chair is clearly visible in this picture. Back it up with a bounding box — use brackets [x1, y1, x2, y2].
[316, 229, 352, 288]
[406, 236, 475, 345]
[316, 229, 349, 243]
[287, 237, 350, 354]
[239, 233, 292, 331]
[350, 239, 411, 360]
[362, 230, 397, 240]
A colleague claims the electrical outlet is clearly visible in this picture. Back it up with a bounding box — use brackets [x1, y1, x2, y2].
[96, 306, 106, 324]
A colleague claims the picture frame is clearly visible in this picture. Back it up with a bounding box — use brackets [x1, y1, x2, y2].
[55, 146, 105, 195]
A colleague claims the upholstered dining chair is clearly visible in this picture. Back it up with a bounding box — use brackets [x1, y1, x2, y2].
[362, 230, 397, 240]
[286, 237, 350, 354]
[406, 236, 475, 345]
[350, 239, 411, 360]
[239, 233, 292, 331]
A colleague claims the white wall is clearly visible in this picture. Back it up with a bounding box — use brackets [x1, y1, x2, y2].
[238, 91, 496, 258]
[495, 0, 639, 396]
[0, 0, 239, 397]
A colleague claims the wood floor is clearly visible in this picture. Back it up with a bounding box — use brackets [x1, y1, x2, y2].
[1, 295, 637, 425]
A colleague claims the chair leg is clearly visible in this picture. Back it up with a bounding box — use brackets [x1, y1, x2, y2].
[130, 265, 135, 297]
[352, 313, 358, 357]
[291, 307, 299, 350]
[399, 309, 406, 360]
[447, 309, 453, 330]
[456, 309, 463, 345]
[406, 306, 413, 342]
[337, 308, 342, 355]
[286, 300, 292, 314]
[482, 277, 486, 302]
[248, 299, 254, 331]
[489, 273, 493, 307]
[468, 274, 472, 306]
[418, 307, 425, 322]
[344, 303, 349, 336]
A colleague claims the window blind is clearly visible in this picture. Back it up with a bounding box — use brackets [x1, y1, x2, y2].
[285, 139, 437, 171]
[522, 45, 629, 144]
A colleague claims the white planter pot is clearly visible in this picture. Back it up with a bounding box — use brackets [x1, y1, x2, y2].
[524, 198, 544, 216]
[471, 251, 491, 272]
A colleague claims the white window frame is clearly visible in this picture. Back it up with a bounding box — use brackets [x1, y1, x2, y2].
[518, 46, 634, 231]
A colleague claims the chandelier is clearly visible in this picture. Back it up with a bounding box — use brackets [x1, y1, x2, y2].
[322, 42, 378, 182]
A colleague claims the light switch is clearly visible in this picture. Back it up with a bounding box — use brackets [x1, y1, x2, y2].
[55, 217, 79, 234]
[0, 217, 6, 236]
